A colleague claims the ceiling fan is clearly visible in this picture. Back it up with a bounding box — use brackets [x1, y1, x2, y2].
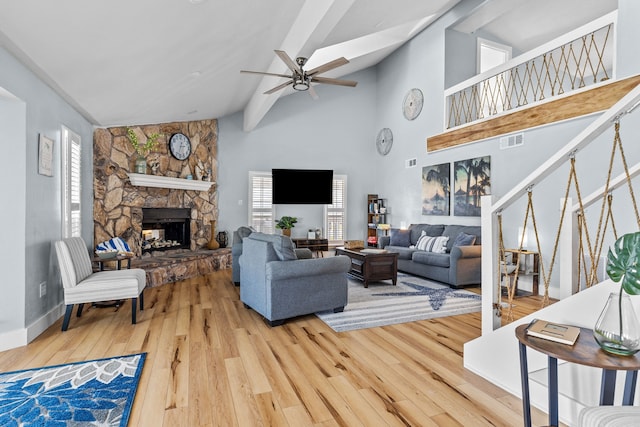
[241, 50, 357, 99]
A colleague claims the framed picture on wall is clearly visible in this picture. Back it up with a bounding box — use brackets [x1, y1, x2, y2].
[38, 134, 54, 177]
[454, 155, 491, 216]
[422, 162, 450, 215]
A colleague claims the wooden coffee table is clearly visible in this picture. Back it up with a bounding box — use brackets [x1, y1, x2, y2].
[335, 247, 398, 288]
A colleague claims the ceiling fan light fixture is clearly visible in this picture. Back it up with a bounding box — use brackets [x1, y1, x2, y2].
[293, 77, 309, 91]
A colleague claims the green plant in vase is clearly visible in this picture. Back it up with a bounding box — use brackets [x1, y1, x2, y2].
[595, 232, 640, 355]
[127, 128, 162, 174]
[275, 216, 297, 236]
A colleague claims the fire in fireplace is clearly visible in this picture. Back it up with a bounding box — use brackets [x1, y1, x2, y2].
[141, 208, 191, 252]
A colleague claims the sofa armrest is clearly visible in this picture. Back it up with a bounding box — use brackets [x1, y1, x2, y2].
[266, 255, 350, 281]
[450, 245, 481, 260]
[378, 235, 390, 248]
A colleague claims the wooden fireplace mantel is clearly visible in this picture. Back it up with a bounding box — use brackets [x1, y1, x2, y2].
[127, 173, 215, 192]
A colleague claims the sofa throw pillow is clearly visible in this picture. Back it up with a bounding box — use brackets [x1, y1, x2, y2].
[453, 231, 476, 247]
[416, 234, 449, 253]
[389, 228, 411, 247]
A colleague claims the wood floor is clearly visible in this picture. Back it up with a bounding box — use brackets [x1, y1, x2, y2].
[0, 269, 553, 426]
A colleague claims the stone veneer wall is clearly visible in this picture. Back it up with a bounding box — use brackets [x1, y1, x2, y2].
[93, 120, 218, 256]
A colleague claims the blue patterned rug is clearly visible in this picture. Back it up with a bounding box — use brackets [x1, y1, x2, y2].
[316, 273, 481, 332]
[0, 353, 146, 426]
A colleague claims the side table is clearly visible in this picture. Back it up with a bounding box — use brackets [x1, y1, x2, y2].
[515, 323, 640, 427]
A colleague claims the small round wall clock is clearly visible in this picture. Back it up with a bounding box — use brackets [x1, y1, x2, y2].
[402, 88, 424, 120]
[169, 133, 191, 160]
[376, 128, 393, 156]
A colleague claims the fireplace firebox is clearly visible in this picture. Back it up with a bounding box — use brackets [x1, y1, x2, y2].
[141, 208, 191, 252]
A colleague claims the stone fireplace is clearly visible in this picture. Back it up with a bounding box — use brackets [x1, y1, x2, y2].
[93, 119, 219, 257]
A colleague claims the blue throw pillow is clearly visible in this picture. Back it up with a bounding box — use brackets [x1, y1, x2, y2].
[389, 229, 411, 247]
[453, 231, 476, 247]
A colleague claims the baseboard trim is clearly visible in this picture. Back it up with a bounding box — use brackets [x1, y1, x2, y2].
[0, 328, 27, 352]
[27, 303, 65, 343]
[0, 303, 64, 352]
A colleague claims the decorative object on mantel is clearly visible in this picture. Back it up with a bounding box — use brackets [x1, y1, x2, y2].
[594, 232, 640, 355]
[127, 127, 162, 174]
[275, 216, 297, 237]
[127, 173, 214, 192]
[216, 231, 228, 248]
[207, 220, 220, 249]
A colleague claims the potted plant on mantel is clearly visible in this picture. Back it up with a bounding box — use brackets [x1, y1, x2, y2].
[594, 231, 640, 355]
[127, 127, 163, 174]
[275, 216, 297, 237]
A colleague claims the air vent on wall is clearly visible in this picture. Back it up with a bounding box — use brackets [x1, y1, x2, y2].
[499, 132, 524, 150]
[405, 158, 417, 168]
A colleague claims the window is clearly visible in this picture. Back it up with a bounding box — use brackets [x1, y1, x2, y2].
[325, 175, 347, 244]
[61, 126, 81, 237]
[248, 171, 274, 233]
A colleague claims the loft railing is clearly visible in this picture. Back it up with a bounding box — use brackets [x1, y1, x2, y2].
[480, 82, 640, 334]
[445, 12, 616, 130]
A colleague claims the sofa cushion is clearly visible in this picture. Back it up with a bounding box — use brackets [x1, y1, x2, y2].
[452, 231, 476, 247]
[236, 226, 255, 241]
[415, 233, 449, 253]
[389, 228, 411, 247]
[412, 251, 450, 268]
[409, 224, 445, 245]
[442, 225, 481, 252]
[385, 246, 415, 260]
[247, 233, 298, 261]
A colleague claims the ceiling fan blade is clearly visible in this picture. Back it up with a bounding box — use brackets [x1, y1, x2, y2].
[306, 57, 349, 76]
[240, 70, 292, 78]
[308, 85, 319, 100]
[311, 76, 358, 87]
[264, 80, 293, 95]
[274, 50, 300, 73]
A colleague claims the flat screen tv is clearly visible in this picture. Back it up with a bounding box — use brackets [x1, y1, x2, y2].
[272, 169, 333, 204]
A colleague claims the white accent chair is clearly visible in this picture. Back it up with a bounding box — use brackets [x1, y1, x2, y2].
[55, 237, 146, 331]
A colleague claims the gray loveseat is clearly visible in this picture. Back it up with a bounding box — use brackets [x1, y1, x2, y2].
[239, 232, 351, 326]
[378, 224, 481, 288]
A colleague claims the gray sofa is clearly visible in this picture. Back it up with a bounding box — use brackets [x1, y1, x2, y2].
[232, 226, 255, 285]
[378, 224, 481, 288]
[239, 232, 351, 325]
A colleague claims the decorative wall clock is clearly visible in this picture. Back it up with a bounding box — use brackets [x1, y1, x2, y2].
[402, 88, 424, 120]
[169, 133, 191, 160]
[376, 128, 393, 156]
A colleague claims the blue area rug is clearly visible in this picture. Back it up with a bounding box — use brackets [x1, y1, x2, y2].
[316, 273, 481, 332]
[0, 353, 146, 426]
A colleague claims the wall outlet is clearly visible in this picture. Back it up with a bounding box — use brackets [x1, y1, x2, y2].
[39, 281, 47, 297]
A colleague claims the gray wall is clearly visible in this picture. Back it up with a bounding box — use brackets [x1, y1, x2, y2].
[218, 68, 379, 241]
[0, 46, 94, 335]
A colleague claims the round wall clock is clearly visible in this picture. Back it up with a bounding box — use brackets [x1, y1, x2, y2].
[376, 128, 393, 156]
[169, 133, 191, 160]
[402, 88, 424, 120]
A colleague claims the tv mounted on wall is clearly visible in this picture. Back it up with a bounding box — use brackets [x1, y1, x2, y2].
[272, 169, 333, 204]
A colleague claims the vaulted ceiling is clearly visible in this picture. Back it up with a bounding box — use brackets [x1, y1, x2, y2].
[0, 0, 617, 131]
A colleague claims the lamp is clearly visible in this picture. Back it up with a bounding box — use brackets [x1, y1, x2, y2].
[293, 76, 309, 91]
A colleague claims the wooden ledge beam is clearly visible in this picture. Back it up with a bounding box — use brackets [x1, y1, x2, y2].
[427, 74, 640, 152]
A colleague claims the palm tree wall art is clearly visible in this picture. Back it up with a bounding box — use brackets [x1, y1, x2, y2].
[454, 156, 491, 216]
[422, 163, 450, 215]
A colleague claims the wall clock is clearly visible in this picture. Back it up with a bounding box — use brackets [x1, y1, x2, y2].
[169, 133, 191, 160]
[376, 128, 393, 156]
[402, 88, 424, 120]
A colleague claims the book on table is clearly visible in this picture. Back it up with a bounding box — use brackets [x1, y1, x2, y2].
[526, 319, 580, 345]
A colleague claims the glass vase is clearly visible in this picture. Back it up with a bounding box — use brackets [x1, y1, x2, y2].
[134, 155, 147, 174]
[593, 292, 640, 356]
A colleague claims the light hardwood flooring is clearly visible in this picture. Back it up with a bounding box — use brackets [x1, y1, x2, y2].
[0, 269, 554, 426]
